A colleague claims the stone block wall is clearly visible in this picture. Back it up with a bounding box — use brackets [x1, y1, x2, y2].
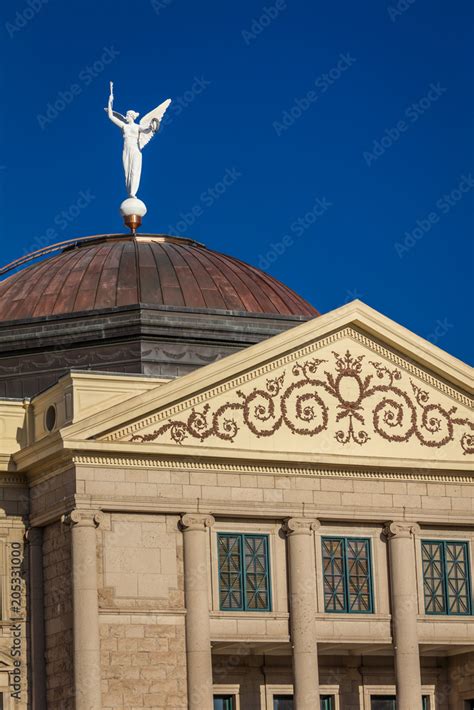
[97, 513, 187, 708]
[29, 467, 75, 520]
[43, 521, 74, 709]
[100, 615, 187, 708]
[97, 513, 184, 610]
[447, 652, 474, 708]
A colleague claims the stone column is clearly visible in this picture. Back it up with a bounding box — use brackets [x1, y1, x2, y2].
[283, 518, 320, 710]
[447, 656, 459, 709]
[181, 513, 215, 710]
[25, 527, 47, 710]
[63, 509, 103, 710]
[384, 521, 422, 708]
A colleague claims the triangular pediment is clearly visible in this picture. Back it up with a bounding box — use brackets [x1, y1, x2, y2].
[61, 302, 473, 470]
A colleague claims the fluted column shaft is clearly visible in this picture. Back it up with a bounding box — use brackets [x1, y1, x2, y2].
[181, 513, 215, 710]
[63, 510, 103, 710]
[26, 527, 47, 710]
[384, 521, 422, 709]
[283, 518, 320, 710]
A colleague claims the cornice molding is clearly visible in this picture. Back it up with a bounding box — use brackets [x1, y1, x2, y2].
[12, 435, 70, 476]
[0, 473, 27, 486]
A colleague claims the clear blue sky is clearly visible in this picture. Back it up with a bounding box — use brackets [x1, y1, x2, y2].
[0, 0, 472, 362]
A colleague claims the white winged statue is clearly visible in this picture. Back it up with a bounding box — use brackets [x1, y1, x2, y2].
[106, 82, 171, 198]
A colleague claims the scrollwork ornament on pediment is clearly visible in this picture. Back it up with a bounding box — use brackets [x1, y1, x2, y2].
[383, 521, 420, 540]
[130, 350, 474, 455]
[61, 510, 104, 528]
[180, 513, 215, 532]
[283, 518, 320, 536]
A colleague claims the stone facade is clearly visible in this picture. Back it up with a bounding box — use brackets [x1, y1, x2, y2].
[0, 301, 472, 709]
[43, 522, 74, 709]
[98, 514, 187, 707]
[100, 616, 187, 709]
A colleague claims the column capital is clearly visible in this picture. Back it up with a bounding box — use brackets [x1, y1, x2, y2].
[283, 517, 320, 536]
[383, 521, 420, 540]
[24, 527, 43, 546]
[180, 513, 215, 532]
[61, 509, 104, 529]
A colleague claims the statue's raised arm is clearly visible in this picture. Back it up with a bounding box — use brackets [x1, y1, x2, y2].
[106, 81, 127, 128]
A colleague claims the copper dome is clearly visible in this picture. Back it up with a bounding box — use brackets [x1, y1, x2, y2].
[0, 235, 318, 322]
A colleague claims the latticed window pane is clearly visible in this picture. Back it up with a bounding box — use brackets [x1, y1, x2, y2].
[422, 540, 472, 616]
[244, 536, 270, 610]
[218, 535, 243, 610]
[322, 538, 345, 612]
[322, 537, 373, 613]
[346, 539, 372, 612]
[422, 541, 446, 614]
[445, 543, 470, 614]
[218, 533, 271, 612]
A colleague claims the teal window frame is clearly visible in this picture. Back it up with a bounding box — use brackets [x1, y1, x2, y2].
[421, 540, 472, 616]
[213, 696, 234, 710]
[217, 533, 271, 612]
[321, 536, 374, 614]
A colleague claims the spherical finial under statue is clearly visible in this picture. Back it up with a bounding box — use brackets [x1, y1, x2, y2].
[120, 197, 147, 234]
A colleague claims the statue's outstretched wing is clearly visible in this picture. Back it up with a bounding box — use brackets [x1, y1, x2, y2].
[104, 108, 127, 124]
[139, 99, 172, 149]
